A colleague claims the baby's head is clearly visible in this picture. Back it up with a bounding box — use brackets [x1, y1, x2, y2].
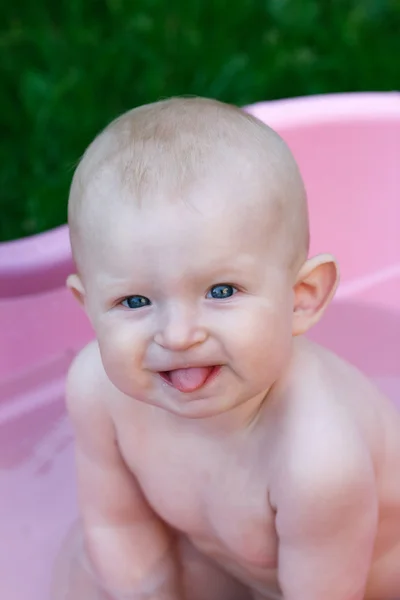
[68, 97, 338, 418]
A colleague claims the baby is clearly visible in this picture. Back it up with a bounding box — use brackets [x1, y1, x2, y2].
[53, 97, 400, 600]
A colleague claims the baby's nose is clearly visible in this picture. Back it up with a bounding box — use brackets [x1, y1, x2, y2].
[153, 306, 207, 351]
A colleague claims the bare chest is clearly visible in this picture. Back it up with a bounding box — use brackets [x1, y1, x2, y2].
[118, 419, 278, 571]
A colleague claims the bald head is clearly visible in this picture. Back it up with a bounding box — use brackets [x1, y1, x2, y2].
[68, 96, 309, 272]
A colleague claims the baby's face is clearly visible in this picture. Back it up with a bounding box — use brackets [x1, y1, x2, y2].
[79, 178, 296, 418]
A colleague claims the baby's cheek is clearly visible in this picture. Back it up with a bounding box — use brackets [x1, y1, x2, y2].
[97, 323, 138, 376]
[243, 309, 292, 370]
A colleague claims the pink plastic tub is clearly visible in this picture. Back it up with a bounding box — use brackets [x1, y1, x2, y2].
[1, 93, 399, 599]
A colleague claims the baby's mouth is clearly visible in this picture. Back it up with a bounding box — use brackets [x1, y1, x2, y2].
[159, 366, 220, 393]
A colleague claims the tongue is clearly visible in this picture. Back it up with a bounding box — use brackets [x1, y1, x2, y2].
[168, 367, 214, 393]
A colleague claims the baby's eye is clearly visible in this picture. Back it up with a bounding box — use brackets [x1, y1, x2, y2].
[121, 295, 151, 309]
[207, 284, 238, 299]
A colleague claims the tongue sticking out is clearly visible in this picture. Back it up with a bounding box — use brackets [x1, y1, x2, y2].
[167, 367, 214, 393]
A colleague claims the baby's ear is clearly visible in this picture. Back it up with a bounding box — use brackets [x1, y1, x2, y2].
[292, 254, 339, 336]
[66, 274, 86, 306]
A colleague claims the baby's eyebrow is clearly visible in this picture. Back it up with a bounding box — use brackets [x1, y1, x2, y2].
[92, 253, 259, 293]
[93, 273, 148, 294]
[204, 256, 258, 278]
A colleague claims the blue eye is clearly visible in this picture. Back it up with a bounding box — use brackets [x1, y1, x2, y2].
[207, 284, 237, 299]
[121, 295, 151, 309]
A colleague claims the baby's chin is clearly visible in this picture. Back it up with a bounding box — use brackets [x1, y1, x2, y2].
[161, 397, 239, 420]
[107, 368, 269, 421]
[127, 390, 231, 419]
[122, 387, 245, 420]
[144, 389, 263, 422]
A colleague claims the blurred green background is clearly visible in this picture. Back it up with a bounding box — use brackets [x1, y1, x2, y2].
[1, 0, 400, 241]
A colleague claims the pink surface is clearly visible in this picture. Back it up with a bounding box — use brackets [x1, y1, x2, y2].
[0, 92, 399, 599]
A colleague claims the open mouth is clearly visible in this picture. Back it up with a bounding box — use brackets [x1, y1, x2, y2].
[159, 365, 221, 393]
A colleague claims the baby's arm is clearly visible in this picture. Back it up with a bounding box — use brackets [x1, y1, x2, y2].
[272, 427, 378, 600]
[65, 348, 182, 600]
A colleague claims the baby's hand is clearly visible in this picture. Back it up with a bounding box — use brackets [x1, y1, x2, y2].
[51, 520, 183, 600]
[50, 521, 108, 600]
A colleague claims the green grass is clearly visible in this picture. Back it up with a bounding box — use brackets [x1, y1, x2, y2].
[1, 0, 400, 241]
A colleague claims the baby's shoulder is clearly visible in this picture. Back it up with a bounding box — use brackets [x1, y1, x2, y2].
[67, 340, 106, 393]
[66, 341, 147, 434]
[270, 346, 376, 507]
[278, 341, 371, 443]
[289, 337, 384, 410]
[275, 339, 395, 483]
[66, 340, 117, 422]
